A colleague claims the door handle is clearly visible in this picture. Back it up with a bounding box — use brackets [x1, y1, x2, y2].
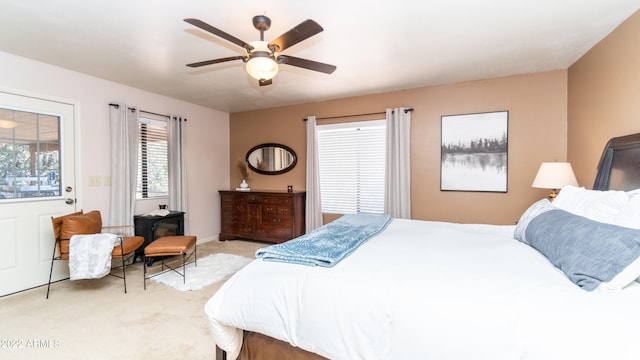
[65, 198, 75, 205]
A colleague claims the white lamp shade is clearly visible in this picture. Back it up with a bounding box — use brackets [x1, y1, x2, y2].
[531, 162, 579, 189]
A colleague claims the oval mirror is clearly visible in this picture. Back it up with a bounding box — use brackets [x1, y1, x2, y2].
[246, 143, 297, 175]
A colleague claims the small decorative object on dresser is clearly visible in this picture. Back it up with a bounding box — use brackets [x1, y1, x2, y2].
[219, 190, 306, 243]
[236, 179, 250, 192]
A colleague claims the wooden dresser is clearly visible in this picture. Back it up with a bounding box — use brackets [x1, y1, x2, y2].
[219, 190, 306, 243]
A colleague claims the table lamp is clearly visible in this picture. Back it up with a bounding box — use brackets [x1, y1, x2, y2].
[531, 162, 579, 200]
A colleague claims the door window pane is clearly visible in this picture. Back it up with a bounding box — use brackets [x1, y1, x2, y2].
[0, 108, 61, 200]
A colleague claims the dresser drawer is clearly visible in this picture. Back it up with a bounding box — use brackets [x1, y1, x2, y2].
[245, 194, 263, 203]
[256, 226, 293, 240]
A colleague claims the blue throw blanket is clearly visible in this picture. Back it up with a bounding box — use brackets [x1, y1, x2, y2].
[255, 213, 393, 267]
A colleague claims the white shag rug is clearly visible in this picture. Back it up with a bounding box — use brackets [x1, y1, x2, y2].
[150, 253, 253, 291]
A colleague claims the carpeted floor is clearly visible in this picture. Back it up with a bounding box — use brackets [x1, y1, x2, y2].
[0, 239, 266, 360]
[150, 253, 253, 291]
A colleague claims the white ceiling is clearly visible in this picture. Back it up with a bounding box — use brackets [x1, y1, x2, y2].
[0, 1, 638, 113]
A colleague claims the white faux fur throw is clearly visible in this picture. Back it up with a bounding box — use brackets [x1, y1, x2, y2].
[69, 233, 118, 280]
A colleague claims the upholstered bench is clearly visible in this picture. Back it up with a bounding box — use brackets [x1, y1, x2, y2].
[143, 235, 197, 289]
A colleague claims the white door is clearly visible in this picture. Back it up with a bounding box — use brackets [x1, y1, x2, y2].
[0, 91, 78, 296]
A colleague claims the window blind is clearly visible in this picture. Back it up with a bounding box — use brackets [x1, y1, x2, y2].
[137, 117, 168, 198]
[317, 120, 386, 214]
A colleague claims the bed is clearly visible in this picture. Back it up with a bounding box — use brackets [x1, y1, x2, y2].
[205, 132, 640, 360]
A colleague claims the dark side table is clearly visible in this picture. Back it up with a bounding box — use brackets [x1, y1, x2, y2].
[134, 211, 185, 264]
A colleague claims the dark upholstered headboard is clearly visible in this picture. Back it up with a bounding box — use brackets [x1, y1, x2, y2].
[593, 133, 640, 191]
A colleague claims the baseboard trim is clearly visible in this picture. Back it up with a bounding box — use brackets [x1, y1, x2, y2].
[196, 235, 219, 244]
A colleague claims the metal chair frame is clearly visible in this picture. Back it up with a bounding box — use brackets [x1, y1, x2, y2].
[46, 217, 140, 299]
[143, 245, 197, 290]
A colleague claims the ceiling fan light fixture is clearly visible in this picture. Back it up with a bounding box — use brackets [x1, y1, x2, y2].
[185, 16, 335, 85]
[246, 56, 279, 80]
[245, 41, 279, 80]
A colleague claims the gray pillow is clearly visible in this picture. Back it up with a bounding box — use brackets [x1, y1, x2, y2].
[513, 199, 555, 245]
[515, 205, 640, 291]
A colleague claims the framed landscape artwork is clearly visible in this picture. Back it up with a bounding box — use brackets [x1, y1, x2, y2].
[441, 111, 508, 192]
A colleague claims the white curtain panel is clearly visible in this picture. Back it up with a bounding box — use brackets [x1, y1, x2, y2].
[305, 116, 323, 232]
[168, 116, 189, 232]
[109, 104, 139, 234]
[384, 108, 412, 219]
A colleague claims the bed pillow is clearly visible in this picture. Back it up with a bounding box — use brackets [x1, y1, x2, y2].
[513, 199, 555, 245]
[613, 194, 640, 229]
[514, 203, 640, 291]
[552, 185, 629, 224]
[628, 188, 640, 198]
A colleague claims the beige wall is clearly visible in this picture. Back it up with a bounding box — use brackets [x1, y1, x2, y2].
[568, 10, 640, 186]
[231, 70, 568, 225]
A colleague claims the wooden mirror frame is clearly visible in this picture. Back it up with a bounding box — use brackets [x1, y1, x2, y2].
[245, 143, 297, 175]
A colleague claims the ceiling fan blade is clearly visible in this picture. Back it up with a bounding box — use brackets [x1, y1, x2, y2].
[258, 78, 273, 86]
[278, 55, 336, 74]
[184, 18, 254, 50]
[268, 19, 323, 52]
[186, 56, 246, 68]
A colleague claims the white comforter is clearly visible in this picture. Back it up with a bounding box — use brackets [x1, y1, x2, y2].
[204, 219, 640, 359]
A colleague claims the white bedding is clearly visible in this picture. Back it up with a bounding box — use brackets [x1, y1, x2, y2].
[204, 218, 640, 359]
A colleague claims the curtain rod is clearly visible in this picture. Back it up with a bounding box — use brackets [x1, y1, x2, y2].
[301, 108, 413, 121]
[109, 103, 178, 120]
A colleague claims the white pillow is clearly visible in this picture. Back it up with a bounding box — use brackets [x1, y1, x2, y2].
[627, 188, 640, 199]
[552, 185, 629, 224]
[613, 194, 640, 229]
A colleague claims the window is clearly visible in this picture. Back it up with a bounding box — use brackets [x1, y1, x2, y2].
[317, 120, 386, 214]
[137, 115, 168, 199]
[0, 108, 61, 199]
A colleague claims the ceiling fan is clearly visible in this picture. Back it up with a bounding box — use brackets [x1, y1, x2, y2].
[184, 15, 337, 86]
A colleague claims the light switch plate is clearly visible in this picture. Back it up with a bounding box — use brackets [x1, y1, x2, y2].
[88, 176, 101, 186]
